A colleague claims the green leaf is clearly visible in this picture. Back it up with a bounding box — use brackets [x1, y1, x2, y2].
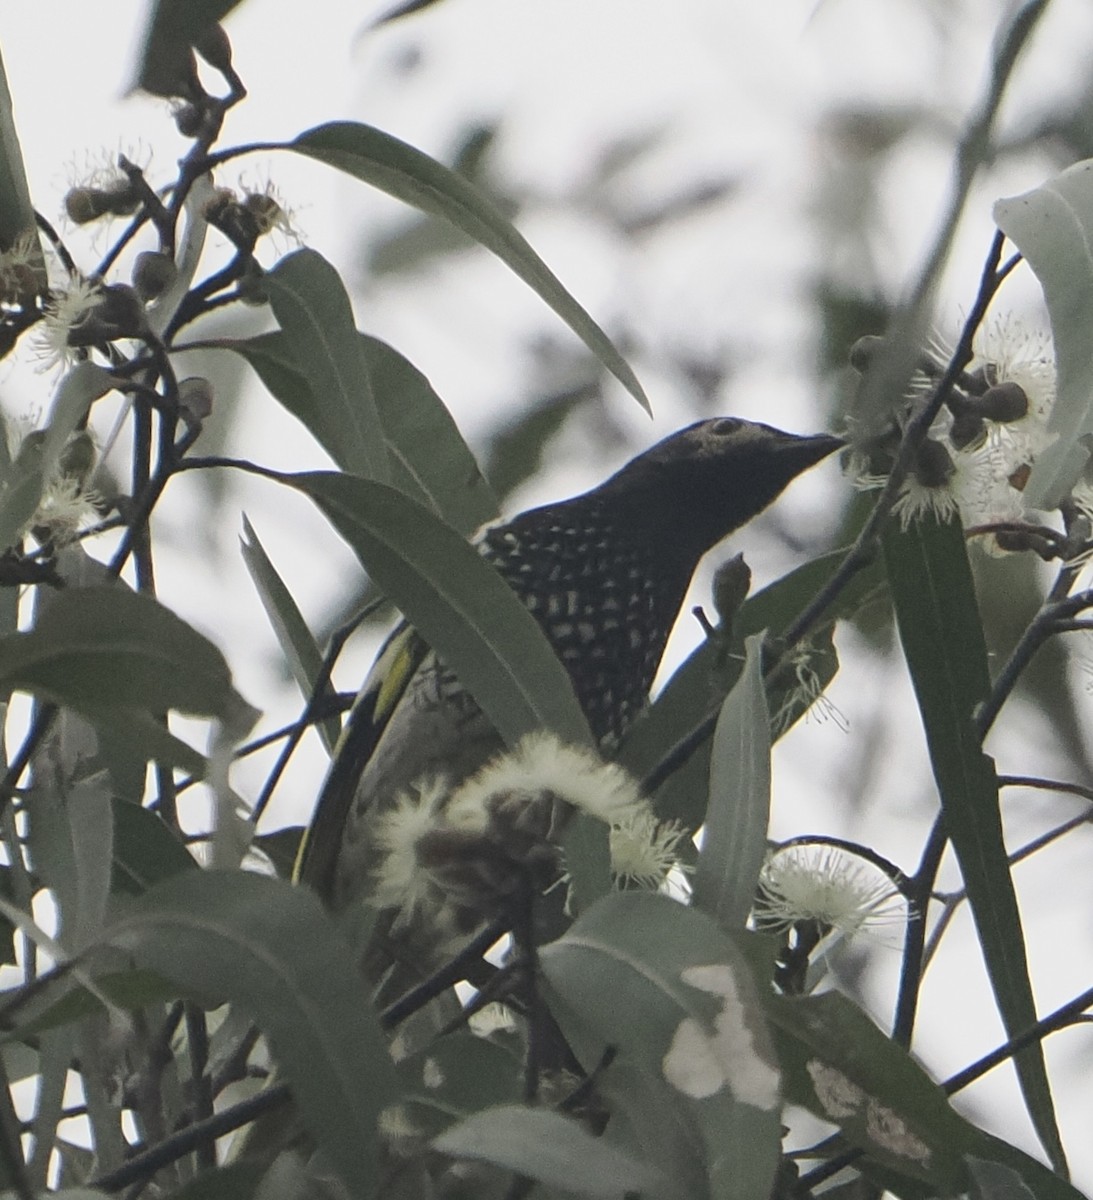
[26, 763, 112, 952]
[0, 46, 40, 257]
[767, 991, 1082, 1200]
[693, 634, 771, 929]
[541, 892, 781, 1200]
[223, 330, 497, 535]
[398, 1033, 523, 1138]
[104, 870, 400, 1200]
[994, 162, 1093, 507]
[289, 122, 649, 413]
[240, 516, 340, 754]
[263, 250, 389, 481]
[433, 1105, 658, 1198]
[0, 364, 114, 553]
[882, 515, 1066, 1175]
[111, 799, 196, 895]
[0, 585, 257, 733]
[133, 0, 246, 96]
[966, 1156, 1037, 1200]
[768, 990, 966, 1192]
[288, 471, 593, 751]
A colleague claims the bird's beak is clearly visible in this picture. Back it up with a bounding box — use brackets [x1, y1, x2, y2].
[785, 431, 845, 469]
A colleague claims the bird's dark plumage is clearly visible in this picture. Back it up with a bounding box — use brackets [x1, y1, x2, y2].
[297, 417, 841, 939]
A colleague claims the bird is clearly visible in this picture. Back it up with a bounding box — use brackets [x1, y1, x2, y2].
[295, 416, 842, 984]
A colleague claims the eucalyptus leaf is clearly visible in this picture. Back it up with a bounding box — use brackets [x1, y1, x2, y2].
[224, 330, 497, 534]
[0, 585, 257, 735]
[693, 633, 771, 929]
[289, 122, 649, 413]
[103, 870, 400, 1200]
[288, 471, 592, 751]
[883, 515, 1065, 1174]
[433, 1105, 659, 1198]
[0, 45, 40, 258]
[767, 990, 1081, 1200]
[240, 516, 340, 754]
[541, 891, 781, 1200]
[264, 249, 388, 481]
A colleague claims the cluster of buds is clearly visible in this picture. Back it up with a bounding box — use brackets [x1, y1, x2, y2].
[849, 320, 1066, 554]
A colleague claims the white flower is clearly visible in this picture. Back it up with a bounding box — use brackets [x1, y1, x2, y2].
[610, 810, 690, 890]
[753, 844, 904, 943]
[369, 734, 682, 924]
[32, 475, 100, 544]
[772, 645, 848, 736]
[448, 732, 645, 829]
[370, 778, 451, 921]
[33, 278, 103, 371]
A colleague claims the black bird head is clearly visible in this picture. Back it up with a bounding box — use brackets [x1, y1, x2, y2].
[595, 416, 844, 564]
[482, 417, 842, 745]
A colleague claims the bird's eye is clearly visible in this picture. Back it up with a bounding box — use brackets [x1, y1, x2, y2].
[711, 417, 743, 437]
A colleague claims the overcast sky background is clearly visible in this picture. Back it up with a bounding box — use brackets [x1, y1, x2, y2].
[2, 0, 1093, 1186]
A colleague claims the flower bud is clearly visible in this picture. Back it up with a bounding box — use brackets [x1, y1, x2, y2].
[975, 381, 1028, 424]
[848, 334, 885, 374]
[174, 102, 203, 139]
[177, 376, 214, 426]
[948, 410, 985, 451]
[64, 181, 140, 225]
[59, 431, 97, 485]
[132, 251, 178, 302]
[712, 553, 751, 632]
[911, 437, 954, 490]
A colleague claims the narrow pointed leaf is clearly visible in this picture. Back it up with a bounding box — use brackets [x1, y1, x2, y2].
[693, 633, 770, 928]
[223, 330, 497, 534]
[264, 249, 388, 481]
[240, 516, 340, 754]
[883, 515, 1065, 1174]
[0, 585, 257, 733]
[994, 162, 1093, 507]
[104, 870, 400, 1199]
[541, 892, 781, 1200]
[289, 470, 592, 751]
[0, 46, 40, 257]
[290, 122, 649, 413]
[766, 990, 1082, 1200]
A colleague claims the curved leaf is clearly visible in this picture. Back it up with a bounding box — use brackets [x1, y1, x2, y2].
[0, 585, 257, 733]
[541, 892, 781, 1200]
[223, 330, 497, 534]
[240, 516, 340, 754]
[883, 515, 1065, 1174]
[692, 633, 770, 929]
[264, 250, 389, 481]
[289, 122, 649, 413]
[288, 471, 592, 751]
[767, 990, 1083, 1200]
[433, 1105, 659, 1198]
[104, 870, 400, 1199]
